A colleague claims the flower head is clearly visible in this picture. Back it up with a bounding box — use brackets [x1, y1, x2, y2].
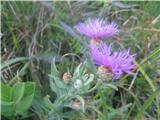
[62, 72, 72, 83]
[72, 100, 81, 110]
[90, 43, 136, 79]
[75, 18, 119, 40]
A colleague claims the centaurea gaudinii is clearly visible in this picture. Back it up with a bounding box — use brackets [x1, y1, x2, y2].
[75, 18, 119, 41]
[90, 43, 136, 80]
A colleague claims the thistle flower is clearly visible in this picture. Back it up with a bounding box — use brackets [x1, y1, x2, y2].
[75, 18, 119, 40]
[90, 43, 136, 80]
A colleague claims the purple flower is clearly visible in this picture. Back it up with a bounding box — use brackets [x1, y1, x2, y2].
[75, 18, 119, 40]
[90, 43, 136, 79]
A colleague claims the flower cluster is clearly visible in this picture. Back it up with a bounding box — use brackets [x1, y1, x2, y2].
[75, 18, 136, 80]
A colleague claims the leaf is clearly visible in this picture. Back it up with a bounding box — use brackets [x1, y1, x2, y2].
[82, 74, 89, 81]
[118, 103, 132, 113]
[49, 79, 58, 93]
[88, 105, 104, 117]
[43, 95, 53, 109]
[49, 75, 67, 89]
[1, 57, 28, 70]
[51, 58, 59, 77]
[1, 82, 36, 118]
[18, 62, 29, 76]
[135, 61, 156, 92]
[134, 88, 160, 120]
[1, 103, 15, 118]
[1, 82, 14, 118]
[73, 63, 82, 77]
[0, 82, 12, 101]
[32, 52, 62, 63]
[1, 82, 35, 118]
[12, 82, 25, 104]
[84, 74, 94, 86]
[139, 47, 160, 67]
[111, 2, 140, 9]
[101, 83, 118, 91]
[15, 95, 34, 115]
[87, 81, 100, 93]
[15, 82, 35, 113]
[12, 33, 20, 51]
[32, 93, 50, 119]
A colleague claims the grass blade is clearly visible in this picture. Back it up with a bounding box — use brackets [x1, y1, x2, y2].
[1, 57, 28, 70]
[134, 88, 160, 120]
[134, 61, 156, 92]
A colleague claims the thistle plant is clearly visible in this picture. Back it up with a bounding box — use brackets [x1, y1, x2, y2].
[46, 59, 95, 120]
[45, 18, 136, 120]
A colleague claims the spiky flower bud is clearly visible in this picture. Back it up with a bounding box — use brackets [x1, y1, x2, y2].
[62, 72, 72, 83]
[90, 39, 101, 46]
[71, 100, 81, 110]
[97, 66, 114, 80]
